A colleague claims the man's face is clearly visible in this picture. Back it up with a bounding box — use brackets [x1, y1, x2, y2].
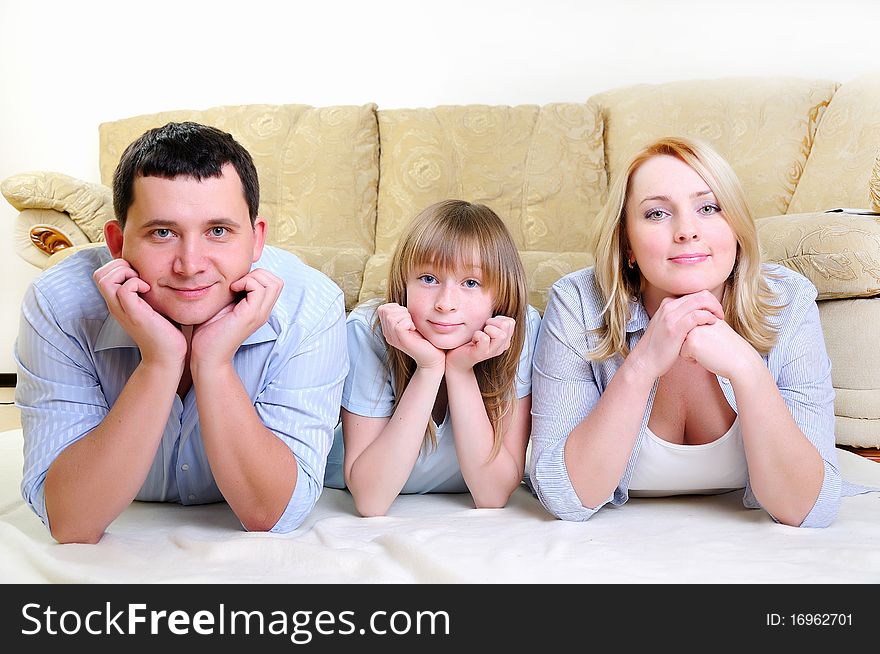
[106, 164, 266, 326]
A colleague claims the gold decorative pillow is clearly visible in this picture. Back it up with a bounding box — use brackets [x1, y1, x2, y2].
[757, 211, 880, 299]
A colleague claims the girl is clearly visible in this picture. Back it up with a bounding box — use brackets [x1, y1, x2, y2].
[529, 136, 865, 528]
[324, 200, 540, 517]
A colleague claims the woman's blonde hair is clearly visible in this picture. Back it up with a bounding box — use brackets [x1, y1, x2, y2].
[382, 200, 528, 459]
[590, 136, 782, 360]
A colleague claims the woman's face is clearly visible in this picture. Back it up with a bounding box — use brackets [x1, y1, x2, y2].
[623, 154, 738, 315]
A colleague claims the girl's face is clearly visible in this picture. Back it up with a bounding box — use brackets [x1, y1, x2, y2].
[405, 260, 495, 350]
[624, 154, 738, 315]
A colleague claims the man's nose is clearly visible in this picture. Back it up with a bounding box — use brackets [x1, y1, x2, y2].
[172, 239, 208, 275]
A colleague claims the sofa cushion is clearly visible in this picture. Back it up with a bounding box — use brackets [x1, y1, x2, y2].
[789, 73, 880, 214]
[99, 104, 379, 252]
[592, 77, 839, 219]
[757, 211, 880, 299]
[285, 246, 370, 312]
[818, 298, 880, 447]
[375, 104, 605, 254]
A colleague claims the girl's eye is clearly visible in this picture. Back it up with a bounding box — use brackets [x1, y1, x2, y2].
[419, 274, 437, 284]
[463, 279, 481, 289]
[210, 226, 227, 237]
[698, 203, 720, 215]
[154, 228, 172, 239]
[645, 209, 668, 221]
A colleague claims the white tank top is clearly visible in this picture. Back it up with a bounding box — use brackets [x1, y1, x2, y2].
[628, 416, 748, 497]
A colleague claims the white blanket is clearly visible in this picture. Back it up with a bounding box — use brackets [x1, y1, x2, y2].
[1, 428, 878, 583]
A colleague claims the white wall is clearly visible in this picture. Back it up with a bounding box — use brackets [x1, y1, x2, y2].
[2, 0, 879, 372]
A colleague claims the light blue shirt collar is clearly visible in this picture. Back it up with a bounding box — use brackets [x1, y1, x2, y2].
[94, 314, 278, 352]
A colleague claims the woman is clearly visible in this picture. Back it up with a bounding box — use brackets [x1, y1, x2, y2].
[529, 136, 843, 527]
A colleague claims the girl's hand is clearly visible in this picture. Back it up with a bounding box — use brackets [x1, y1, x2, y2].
[377, 303, 445, 370]
[627, 290, 724, 380]
[680, 318, 763, 382]
[446, 315, 515, 371]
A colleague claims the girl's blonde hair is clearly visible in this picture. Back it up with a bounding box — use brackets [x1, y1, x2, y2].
[590, 136, 782, 360]
[382, 200, 528, 459]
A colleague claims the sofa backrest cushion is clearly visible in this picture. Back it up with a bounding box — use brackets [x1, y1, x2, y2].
[591, 77, 839, 220]
[375, 104, 606, 255]
[98, 104, 379, 254]
[788, 73, 880, 214]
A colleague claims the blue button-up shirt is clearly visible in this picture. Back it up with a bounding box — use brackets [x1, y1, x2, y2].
[15, 245, 348, 533]
[529, 263, 860, 528]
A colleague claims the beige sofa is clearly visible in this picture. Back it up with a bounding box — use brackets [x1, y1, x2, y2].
[5, 75, 880, 450]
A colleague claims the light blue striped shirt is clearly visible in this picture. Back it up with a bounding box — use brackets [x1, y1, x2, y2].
[529, 264, 848, 528]
[15, 245, 348, 534]
[323, 302, 541, 492]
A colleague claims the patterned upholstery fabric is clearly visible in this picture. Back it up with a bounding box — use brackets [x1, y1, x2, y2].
[375, 103, 606, 254]
[789, 74, 880, 214]
[591, 77, 839, 218]
[757, 211, 880, 300]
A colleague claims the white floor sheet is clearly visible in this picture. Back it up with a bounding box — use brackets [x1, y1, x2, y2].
[1, 428, 878, 583]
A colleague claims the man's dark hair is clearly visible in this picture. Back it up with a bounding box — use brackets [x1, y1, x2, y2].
[112, 121, 260, 228]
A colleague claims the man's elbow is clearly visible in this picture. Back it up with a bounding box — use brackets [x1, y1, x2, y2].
[49, 520, 104, 544]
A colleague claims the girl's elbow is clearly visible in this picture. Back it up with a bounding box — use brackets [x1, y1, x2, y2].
[351, 491, 392, 517]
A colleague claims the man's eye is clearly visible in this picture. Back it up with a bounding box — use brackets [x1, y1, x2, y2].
[210, 226, 227, 237]
[154, 228, 172, 238]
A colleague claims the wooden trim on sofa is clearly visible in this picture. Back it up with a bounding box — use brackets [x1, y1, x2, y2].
[30, 226, 73, 255]
[0, 374, 16, 388]
[839, 446, 880, 463]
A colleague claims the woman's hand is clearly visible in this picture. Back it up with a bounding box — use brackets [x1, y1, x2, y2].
[377, 303, 445, 370]
[627, 290, 725, 380]
[680, 318, 763, 382]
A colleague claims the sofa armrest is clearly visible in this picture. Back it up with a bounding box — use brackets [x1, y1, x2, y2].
[2, 171, 112, 269]
[757, 210, 880, 300]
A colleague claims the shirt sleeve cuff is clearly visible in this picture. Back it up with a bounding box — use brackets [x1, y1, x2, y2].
[533, 439, 603, 522]
[797, 459, 841, 528]
[268, 459, 317, 533]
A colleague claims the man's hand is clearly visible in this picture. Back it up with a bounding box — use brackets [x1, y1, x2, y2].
[377, 303, 445, 370]
[93, 258, 187, 368]
[191, 269, 283, 369]
[446, 315, 515, 372]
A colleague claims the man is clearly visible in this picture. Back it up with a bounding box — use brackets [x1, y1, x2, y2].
[15, 122, 348, 543]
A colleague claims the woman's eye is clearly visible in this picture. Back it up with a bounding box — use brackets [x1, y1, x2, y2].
[464, 279, 481, 289]
[645, 209, 667, 221]
[210, 226, 227, 237]
[419, 275, 437, 284]
[699, 204, 720, 215]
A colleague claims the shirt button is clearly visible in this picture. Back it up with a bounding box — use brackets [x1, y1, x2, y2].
[188, 494, 196, 501]
[181, 463, 190, 471]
